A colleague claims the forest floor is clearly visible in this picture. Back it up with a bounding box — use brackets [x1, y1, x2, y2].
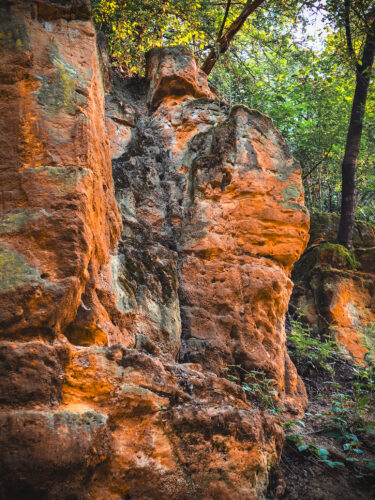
[281, 329, 375, 499]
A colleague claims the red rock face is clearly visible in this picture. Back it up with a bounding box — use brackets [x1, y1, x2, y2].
[0, 4, 309, 498]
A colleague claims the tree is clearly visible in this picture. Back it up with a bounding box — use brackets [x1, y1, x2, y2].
[91, 0, 213, 73]
[208, 1, 375, 226]
[337, 0, 375, 247]
[92, 0, 375, 229]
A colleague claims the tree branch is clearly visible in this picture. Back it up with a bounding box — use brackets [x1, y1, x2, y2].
[217, 0, 232, 40]
[201, 0, 266, 75]
[302, 148, 332, 181]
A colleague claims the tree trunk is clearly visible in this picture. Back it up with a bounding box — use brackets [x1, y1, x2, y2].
[338, 22, 375, 248]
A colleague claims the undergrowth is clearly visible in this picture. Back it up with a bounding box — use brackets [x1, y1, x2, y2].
[286, 315, 375, 483]
[288, 317, 338, 373]
[222, 315, 375, 486]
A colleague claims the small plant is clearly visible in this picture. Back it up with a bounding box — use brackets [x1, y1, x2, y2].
[324, 359, 375, 461]
[223, 365, 280, 411]
[287, 436, 346, 469]
[361, 322, 375, 356]
[288, 314, 338, 373]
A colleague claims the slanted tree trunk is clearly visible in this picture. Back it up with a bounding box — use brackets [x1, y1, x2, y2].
[338, 9, 375, 248]
[201, 0, 266, 75]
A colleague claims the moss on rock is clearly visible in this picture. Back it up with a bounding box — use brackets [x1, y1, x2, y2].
[309, 212, 375, 248]
[0, 242, 43, 291]
[318, 242, 358, 270]
[292, 242, 358, 286]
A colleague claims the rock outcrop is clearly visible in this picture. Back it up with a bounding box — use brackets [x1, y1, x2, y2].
[0, 2, 309, 498]
[291, 213, 375, 361]
[110, 47, 309, 408]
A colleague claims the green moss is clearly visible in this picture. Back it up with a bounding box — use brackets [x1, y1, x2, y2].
[292, 242, 359, 285]
[277, 171, 290, 182]
[37, 46, 86, 114]
[280, 183, 305, 211]
[310, 212, 375, 248]
[361, 323, 375, 360]
[0, 209, 37, 235]
[31, 166, 91, 192]
[281, 183, 302, 202]
[0, 242, 42, 291]
[319, 242, 359, 270]
[54, 58, 77, 109]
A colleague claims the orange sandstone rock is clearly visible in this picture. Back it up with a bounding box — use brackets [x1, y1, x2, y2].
[146, 46, 212, 110]
[0, 0, 124, 343]
[112, 51, 309, 411]
[291, 213, 375, 362]
[0, 6, 309, 498]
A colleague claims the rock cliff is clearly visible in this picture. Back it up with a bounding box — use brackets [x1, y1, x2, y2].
[0, 2, 309, 498]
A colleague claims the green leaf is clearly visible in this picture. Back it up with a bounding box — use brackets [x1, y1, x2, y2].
[298, 445, 309, 452]
[322, 460, 345, 468]
[347, 434, 359, 442]
[317, 448, 329, 458]
[287, 434, 303, 445]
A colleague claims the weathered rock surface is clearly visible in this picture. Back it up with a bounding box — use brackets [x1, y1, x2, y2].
[110, 48, 309, 411]
[0, 2, 309, 498]
[0, 0, 123, 344]
[291, 213, 375, 361]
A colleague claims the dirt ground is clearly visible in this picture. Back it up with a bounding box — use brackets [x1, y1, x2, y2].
[280, 342, 375, 500]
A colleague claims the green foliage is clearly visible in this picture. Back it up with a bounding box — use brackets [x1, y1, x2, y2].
[287, 316, 375, 478]
[223, 365, 281, 411]
[318, 243, 359, 270]
[91, 0, 264, 74]
[324, 360, 375, 448]
[91, 0, 211, 73]
[208, 3, 375, 224]
[91, 1, 375, 223]
[288, 316, 338, 372]
[361, 322, 375, 356]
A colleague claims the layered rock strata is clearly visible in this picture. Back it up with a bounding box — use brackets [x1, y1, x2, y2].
[0, 3, 309, 498]
[0, 0, 122, 343]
